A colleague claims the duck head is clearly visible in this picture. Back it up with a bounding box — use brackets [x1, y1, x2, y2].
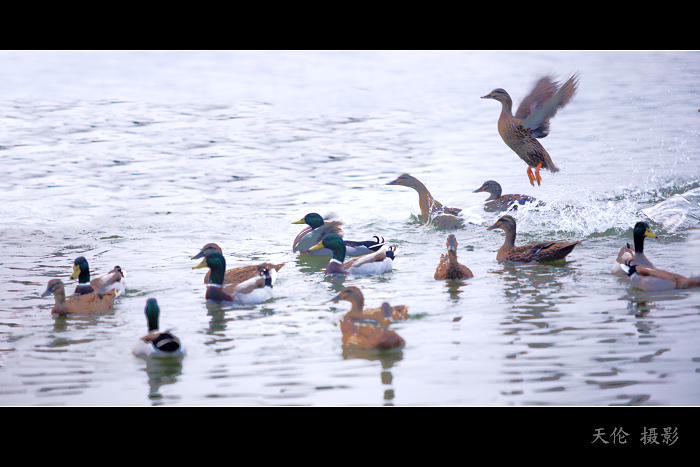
[292, 212, 325, 229]
[192, 243, 223, 260]
[70, 256, 90, 281]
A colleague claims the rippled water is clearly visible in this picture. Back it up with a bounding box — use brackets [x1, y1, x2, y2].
[1, 50, 699, 406]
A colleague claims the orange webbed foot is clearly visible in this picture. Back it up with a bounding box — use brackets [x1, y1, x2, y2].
[526, 166, 535, 186]
[534, 162, 542, 186]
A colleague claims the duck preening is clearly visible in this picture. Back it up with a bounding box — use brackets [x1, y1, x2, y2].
[292, 212, 385, 256]
[486, 215, 581, 262]
[481, 73, 579, 186]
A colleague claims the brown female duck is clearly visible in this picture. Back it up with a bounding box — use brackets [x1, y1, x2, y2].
[386, 174, 461, 228]
[333, 289, 405, 351]
[41, 279, 116, 316]
[486, 215, 581, 262]
[434, 234, 474, 280]
[191, 243, 284, 285]
[481, 74, 579, 186]
[473, 180, 543, 212]
[330, 286, 408, 321]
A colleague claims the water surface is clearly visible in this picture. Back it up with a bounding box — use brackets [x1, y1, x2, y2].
[1, 50, 699, 405]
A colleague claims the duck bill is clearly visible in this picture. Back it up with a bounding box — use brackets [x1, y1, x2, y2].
[329, 294, 341, 303]
[41, 287, 53, 298]
[69, 265, 80, 280]
[473, 187, 485, 193]
[291, 218, 306, 224]
[645, 228, 657, 238]
[386, 179, 399, 185]
[308, 240, 325, 251]
[486, 222, 498, 230]
[481, 94, 493, 99]
[192, 258, 208, 269]
[191, 251, 205, 259]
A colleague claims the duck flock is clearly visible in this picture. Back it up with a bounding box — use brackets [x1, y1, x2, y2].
[39, 72, 700, 360]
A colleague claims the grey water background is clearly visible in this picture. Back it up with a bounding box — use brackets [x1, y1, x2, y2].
[1, 50, 699, 406]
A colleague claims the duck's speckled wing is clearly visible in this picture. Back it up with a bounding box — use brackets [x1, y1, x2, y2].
[520, 74, 579, 139]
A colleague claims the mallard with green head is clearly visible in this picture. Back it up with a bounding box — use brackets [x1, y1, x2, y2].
[192, 243, 284, 284]
[133, 298, 185, 357]
[434, 234, 474, 280]
[70, 256, 96, 295]
[611, 222, 657, 276]
[481, 74, 579, 186]
[386, 174, 462, 229]
[292, 212, 385, 256]
[41, 278, 116, 316]
[486, 215, 581, 262]
[193, 251, 275, 304]
[621, 261, 700, 291]
[330, 286, 408, 322]
[309, 234, 396, 275]
[473, 180, 543, 212]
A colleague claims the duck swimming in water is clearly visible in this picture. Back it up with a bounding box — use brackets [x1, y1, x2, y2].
[193, 252, 275, 305]
[481, 74, 579, 186]
[330, 286, 408, 322]
[191, 243, 284, 285]
[611, 222, 657, 277]
[309, 234, 396, 276]
[41, 279, 116, 316]
[133, 298, 185, 358]
[622, 261, 700, 291]
[386, 174, 461, 229]
[332, 290, 405, 351]
[486, 215, 581, 262]
[292, 212, 385, 256]
[434, 234, 474, 280]
[473, 180, 543, 212]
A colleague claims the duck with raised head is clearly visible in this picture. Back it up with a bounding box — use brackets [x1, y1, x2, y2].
[191, 243, 284, 285]
[611, 222, 657, 276]
[622, 261, 700, 291]
[292, 212, 385, 256]
[330, 286, 408, 322]
[193, 252, 275, 305]
[70, 256, 97, 295]
[481, 74, 579, 186]
[434, 234, 474, 280]
[386, 174, 461, 229]
[309, 234, 396, 275]
[473, 180, 543, 212]
[133, 298, 185, 357]
[334, 293, 405, 351]
[41, 278, 116, 316]
[486, 215, 581, 262]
